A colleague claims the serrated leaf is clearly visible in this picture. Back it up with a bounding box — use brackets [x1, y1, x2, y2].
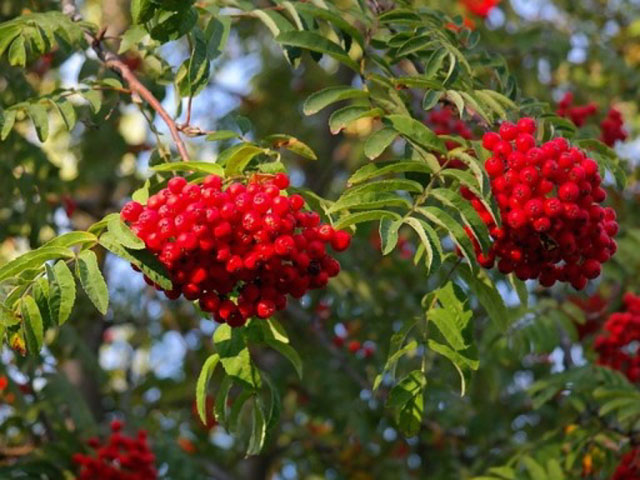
[384, 114, 446, 154]
[151, 161, 225, 176]
[213, 324, 261, 389]
[33, 277, 52, 330]
[329, 106, 382, 134]
[27, 103, 49, 142]
[131, 0, 154, 24]
[364, 127, 398, 160]
[82, 90, 102, 114]
[0, 247, 74, 284]
[276, 31, 360, 71]
[379, 217, 402, 255]
[1, 109, 16, 140]
[386, 370, 426, 436]
[328, 191, 411, 214]
[247, 398, 266, 455]
[118, 25, 148, 53]
[43, 231, 97, 249]
[205, 130, 241, 141]
[107, 214, 145, 250]
[21, 296, 43, 355]
[522, 457, 547, 480]
[417, 206, 476, 271]
[348, 161, 432, 185]
[8, 36, 26, 66]
[196, 353, 220, 425]
[99, 232, 172, 290]
[303, 86, 368, 116]
[221, 144, 268, 176]
[427, 339, 477, 396]
[333, 210, 401, 230]
[47, 261, 76, 326]
[205, 15, 230, 60]
[264, 134, 317, 160]
[422, 90, 443, 110]
[50, 98, 77, 131]
[75, 250, 109, 315]
[263, 338, 302, 379]
[343, 179, 423, 199]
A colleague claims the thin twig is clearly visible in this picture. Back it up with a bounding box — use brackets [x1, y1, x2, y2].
[61, 0, 190, 162]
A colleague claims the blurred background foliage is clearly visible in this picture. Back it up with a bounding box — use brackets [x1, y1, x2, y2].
[0, 0, 639, 479]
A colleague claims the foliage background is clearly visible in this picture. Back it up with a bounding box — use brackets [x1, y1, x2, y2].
[0, 0, 639, 479]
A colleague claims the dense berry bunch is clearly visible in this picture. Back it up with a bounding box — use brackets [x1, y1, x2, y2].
[463, 117, 618, 289]
[72, 421, 156, 480]
[427, 107, 474, 169]
[594, 293, 640, 382]
[120, 174, 350, 327]
[460, 0, 500, 17]
[556, 92, 597, 127]
[612, 448, 640, 480]
[601, 108, 628, 147]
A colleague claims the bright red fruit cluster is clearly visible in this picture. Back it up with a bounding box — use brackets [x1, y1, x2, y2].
[460, 0, 500, 17]
[556, 92, 597, 127]
[121, 174, 350, 327]
[601, 108, 628, 147]
[463, 117, 618, 289]
[72, 421, 156, 480]
[594, 292, 640, 383]
[612, 448, 640, 480]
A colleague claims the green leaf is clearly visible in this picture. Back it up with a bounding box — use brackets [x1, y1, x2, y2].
[276, 31, 360, 71]
[386, 370, 426, 436]
[0, 25, 21, 58]
[50, 98, 77, 131]
[21, 296, 43, 355]
[349, 161, 432, 185]
[0, 247, 74, 284]
[47, 261, 76, 326]
[99, 232, 172, 290]
[246, 398, 266, 455]
[33, 277, 52, 331]
[422, 90, 443, 111]
[427, 339, 478, 396]
[75, 250, 109, 315]
[131, 0, 155, 24]
[1, 109, 16, 140]
[417, 206, 476, 271]
[364, 127, 398, 160]
[522, 457, 547, 480]
[303, 86, 368, 116]
[175, 27, 210, 97]
[27, 103, 49, 142]
[118, 25, 148, 54]
[430, 188, 491, 252]
[403, 217, 441, 273]
[264, 338, 303, 379]
[373, 316, 418, 390]
[329, 106, 382, 135]
[328, 191, 411, 214]
[0, 303, 20, 328]
[396, 34, 437, 57]
[263, 134, 317, 160]
[333, 210, 401, 230]
[8, 36, 26, 67]
[83, 90, 102, 114]
[293, 3, 365, 48]
[214, 376, 233, 424]
[196, 353, 220, 425]
[132, 180, 150, 204]
[205, 15, 230, 60]
[343, 178, 423, 199]
[153, 161, 225, 176]
[379, 217, 402, 255]
[43, 231, 98, 249]
[107, 214, 145, 250]
[205, 130, 241, 141]
[384, 114, 446, 154]
[214, 324, 261, 389]
[222, 144, 268, 176]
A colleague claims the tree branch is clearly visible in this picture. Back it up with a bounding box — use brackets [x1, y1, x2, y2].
[61, 0, 190, 162]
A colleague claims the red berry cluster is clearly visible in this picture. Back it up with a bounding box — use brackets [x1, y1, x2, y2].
[594, 293, 640, 383]
[463, 117, 618, 289]
[72, 421, 156, 480]
[556, 92, 598, 127]
[601, 108, 628, 147]
[460, 0, 500, 17]
[612, 448, 640, 480]
[120, 173, 351, 327]
[427, 106, 474, 169]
